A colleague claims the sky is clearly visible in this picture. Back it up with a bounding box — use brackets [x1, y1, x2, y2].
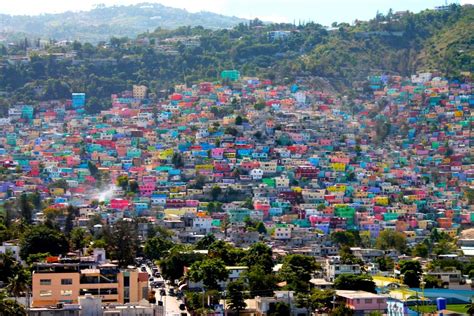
[0, 0, 472, 25]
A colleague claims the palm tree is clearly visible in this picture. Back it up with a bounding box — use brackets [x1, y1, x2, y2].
[0, 290, 26, 316]
[466, 302, 474, 316]
[7, 269, 29, 303]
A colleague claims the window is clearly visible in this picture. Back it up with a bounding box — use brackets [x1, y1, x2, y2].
[61, 290, 73, 296]
[377, 298, 385, 304]
[40, 290, 52, 297]
[61, 279, 73, 285]
[365, 299, 372, 304]
[40, 279, 51, 285]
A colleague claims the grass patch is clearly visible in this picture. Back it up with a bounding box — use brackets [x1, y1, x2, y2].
[446, 304, 468, 313]
[411, 304, 468, 314]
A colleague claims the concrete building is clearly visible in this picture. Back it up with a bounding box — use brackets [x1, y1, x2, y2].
[132, 85, 148, 100]
[31, 258, 149, 307]
[335, 290, 387, 315]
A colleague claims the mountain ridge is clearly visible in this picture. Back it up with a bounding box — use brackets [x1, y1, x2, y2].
[0, 2, 249, 43]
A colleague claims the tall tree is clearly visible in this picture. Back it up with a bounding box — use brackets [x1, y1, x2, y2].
[20, 225, 69, 260]
[243, 242, 274, 273]
[227, 280, 247, 315]
[18, 193, 33, 224]
[334, 274, 377, 293]
[245, 265, 277, 297]
[106, 220, 139, 267]
[279, 254, 318, 292]
[189, 258, 229, 290]
[375, 230, 407, 254]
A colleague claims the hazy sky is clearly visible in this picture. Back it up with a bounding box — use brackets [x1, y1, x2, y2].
[0, 0, 472, 25]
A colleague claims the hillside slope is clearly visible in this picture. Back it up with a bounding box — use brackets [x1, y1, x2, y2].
[295, 5, 473, 84]
[0, 3, 248, 43]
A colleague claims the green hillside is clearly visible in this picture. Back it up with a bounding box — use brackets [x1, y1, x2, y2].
[0, 3, 248, 43]
[0, 4, 472, 108]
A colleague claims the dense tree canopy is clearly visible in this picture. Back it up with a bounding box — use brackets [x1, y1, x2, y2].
[19, 225, 69, 259]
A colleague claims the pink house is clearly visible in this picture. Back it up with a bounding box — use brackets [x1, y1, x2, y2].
[319, 139, 332, 146]
[110, 199, 130, 210]
[211, 148, 225, 159]
[336, 290, 387, 314]
[185, 200, 200, 207]
[139, 183, 156, 196]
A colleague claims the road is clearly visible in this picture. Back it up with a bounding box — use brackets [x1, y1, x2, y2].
[156, 283, 188, 316]
[143, 263, 189, 316]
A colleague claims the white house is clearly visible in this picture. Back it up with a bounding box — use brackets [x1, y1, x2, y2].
[250, 168, 264, 180]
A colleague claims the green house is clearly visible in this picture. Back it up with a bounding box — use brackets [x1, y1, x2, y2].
[221, 70, 240, 81]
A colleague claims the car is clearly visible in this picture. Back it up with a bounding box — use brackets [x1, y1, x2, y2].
[168, 288, 175, 296]
[179, 303, 186, 311]
[160, 289, 166, 296]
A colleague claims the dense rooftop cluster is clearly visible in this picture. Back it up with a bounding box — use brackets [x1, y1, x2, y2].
[0, 71, 473, 315]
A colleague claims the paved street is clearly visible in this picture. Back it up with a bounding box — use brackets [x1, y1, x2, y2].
[144, 263, 189, 315]
[155, 283, 189, 316]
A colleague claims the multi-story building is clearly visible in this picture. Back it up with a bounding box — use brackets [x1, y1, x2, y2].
[31, 255, 149, 307]
[325, 257, 362, 282]
[132, 85, 148, 99]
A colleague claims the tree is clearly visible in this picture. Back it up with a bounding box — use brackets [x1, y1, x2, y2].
[243, 242, 274, 273]
[423, 274, 442, 288]
[211, 186, 222, 201]
[331, 231, 361, 247]
[208, 240, 245, 266]
[245, 265, 277, 297]
[144, 235, 173, 260]
[267, 302, 290, 316]
[256, 222, 267, 235]
[466, 302, 474, 316]
[18, 193, 33, 224]
[116, 175, 129, 191]
[0, 290, 26, 316]
[172, 152, 184, 168]
[332, 304, 354, 316]
[189, 258, 229, 290]
[106, 220, 139, 267]
[412, 243, 429, 258]
[20, 225, 69, 259]
[193, 174, 206, 189]
[195, 234, 216, 250]
[279, 254, 318, 292]
[235, 116, 243, 125]
[0, 252, 22, 283]
[334, 274, 377, 293]
[254, 102, 265, 111]
[375, 230, 407, 253]
[309, 289, 335, 312]
[227, 280, 247, 315]
[64, 205, 78, 235]
[70, 227, 91, 250]
[7, 268, 29, 302]
[400, 260, 422, 288]
[30, 190, 42, 210]
[403, 270, 420, 288]
[375, 256, 394, 271]
[160, 248, 205, 281]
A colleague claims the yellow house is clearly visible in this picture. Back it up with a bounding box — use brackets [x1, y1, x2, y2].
[330, 162, 346, 172]
[374, 196, 389, 206]
[50, 188, 65, 196]
[327, 184, 346, 193]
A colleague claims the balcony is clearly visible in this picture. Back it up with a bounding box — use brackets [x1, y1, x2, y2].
[80, 275, 118, 284]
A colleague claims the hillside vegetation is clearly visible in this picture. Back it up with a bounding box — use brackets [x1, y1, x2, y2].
[0, 3, 247, 43]
[0, 5, 472, 109]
